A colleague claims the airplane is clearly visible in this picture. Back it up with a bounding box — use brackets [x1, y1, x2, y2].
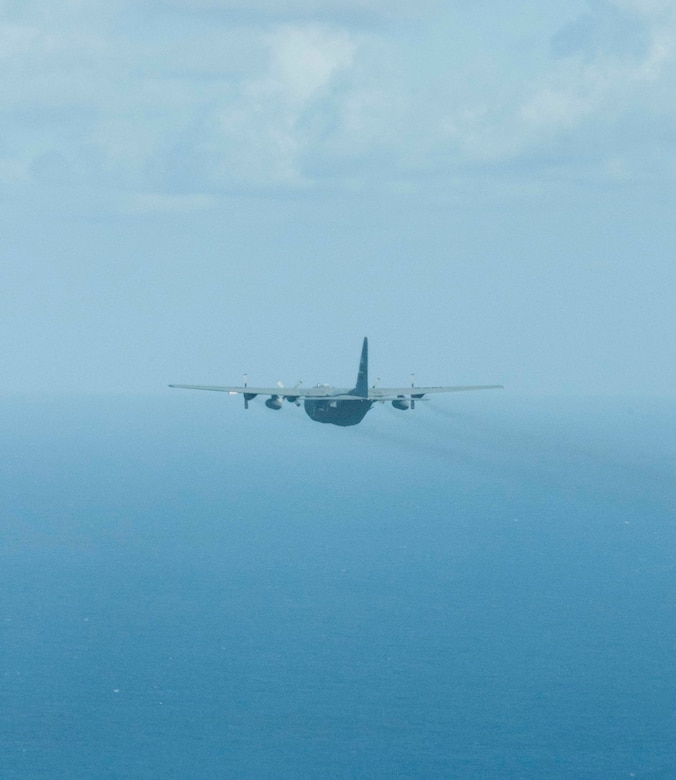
[169, 337, 502, 427]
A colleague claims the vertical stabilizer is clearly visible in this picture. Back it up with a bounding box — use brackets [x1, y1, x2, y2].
[352, 337, 368, 397]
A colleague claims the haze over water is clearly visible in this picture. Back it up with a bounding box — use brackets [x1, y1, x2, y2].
[2, 393, 674, 778]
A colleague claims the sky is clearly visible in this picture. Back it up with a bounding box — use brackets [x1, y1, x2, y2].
[1, 7, 675, 774]
[2, 0, 675, 396]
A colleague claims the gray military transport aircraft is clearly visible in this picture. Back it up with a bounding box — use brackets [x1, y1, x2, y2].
[169, 338, 502, 427]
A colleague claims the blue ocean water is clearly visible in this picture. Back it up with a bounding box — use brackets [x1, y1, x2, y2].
[1, 394, 674, 779]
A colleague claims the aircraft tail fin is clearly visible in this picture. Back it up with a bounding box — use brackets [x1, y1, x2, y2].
[351, 337, 368, 397]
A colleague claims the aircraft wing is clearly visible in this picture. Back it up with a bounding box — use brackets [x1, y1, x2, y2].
[368, 385, 503, 400]
[168, 384, 352, 399]
[169, 384, 503, 400]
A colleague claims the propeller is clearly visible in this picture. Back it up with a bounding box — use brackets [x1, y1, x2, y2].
[277, 379, 303, 406]
[410, 373, 416, 410]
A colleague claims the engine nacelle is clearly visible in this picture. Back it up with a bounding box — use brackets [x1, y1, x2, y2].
[265, 395, 283, 410]
[392, 396, 409, 411]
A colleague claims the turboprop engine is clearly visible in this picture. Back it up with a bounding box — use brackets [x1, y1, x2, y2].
[392, 396, 409, 411]
[265, 395, 283, 410]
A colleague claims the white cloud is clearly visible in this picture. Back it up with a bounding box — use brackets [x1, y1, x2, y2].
[184, 23, 358, 188]
[2, 0, 676, 206]
[154, 0, 436, 23]
[263, 24, 355, 104]
[638, 27, 675, 79]
[611, 0, 676, 14]
[431, 0, 676, 179]
[125, 191, 218, 213]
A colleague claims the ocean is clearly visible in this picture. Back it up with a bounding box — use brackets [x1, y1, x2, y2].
[1, 393, 674, 778]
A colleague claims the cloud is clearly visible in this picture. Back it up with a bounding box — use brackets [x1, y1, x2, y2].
[125, 191, 218, 213]
[2, 0, 676, 210]
[433, 0, 676, 179]
[551, 2, 650, 60]
[153, 0, 436, 24]
[200, 24, 357, 187]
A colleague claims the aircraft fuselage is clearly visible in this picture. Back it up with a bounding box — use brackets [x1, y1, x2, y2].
[303, 398, 373, 427]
